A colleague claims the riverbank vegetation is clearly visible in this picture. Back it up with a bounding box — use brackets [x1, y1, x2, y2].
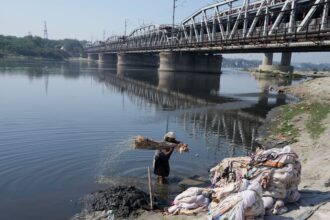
[0, 35, 86, 60]
[271, 102, 330, 140]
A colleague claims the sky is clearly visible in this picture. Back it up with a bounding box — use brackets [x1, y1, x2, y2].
[0, 0, 329, 63]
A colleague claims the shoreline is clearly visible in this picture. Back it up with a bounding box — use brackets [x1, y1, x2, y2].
[137, 76, 330, 219]
[71, 73, 330, 219]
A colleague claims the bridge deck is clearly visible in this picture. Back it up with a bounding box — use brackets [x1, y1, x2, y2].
[86, 0, 330, 54]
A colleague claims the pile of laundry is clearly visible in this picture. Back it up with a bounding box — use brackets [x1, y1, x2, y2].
[167, 187, 211, 215]
[245, 145, 301, 215]
[208, 180, 265, 219]
[167, 145, 301, 219]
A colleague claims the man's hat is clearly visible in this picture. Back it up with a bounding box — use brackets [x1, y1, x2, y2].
[164, 131, 176, 140]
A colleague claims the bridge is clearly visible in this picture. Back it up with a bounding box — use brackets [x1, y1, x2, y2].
[86, 0, 330, 73]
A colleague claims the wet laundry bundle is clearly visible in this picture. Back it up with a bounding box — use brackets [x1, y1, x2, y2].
[134, 135, 189, 153]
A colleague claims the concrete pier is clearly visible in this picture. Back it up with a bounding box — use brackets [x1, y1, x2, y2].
[117, 53, 159, 68]
[159, 52, 222, 74]
[280, 52, 294, 73]
[259, 52, 294, 73]
[87, 53, 99, 61]
[98, 53, 117, 65]
[262, 53, 274, 66]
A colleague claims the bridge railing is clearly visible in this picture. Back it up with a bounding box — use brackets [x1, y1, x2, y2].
[86, 22, 330, 53]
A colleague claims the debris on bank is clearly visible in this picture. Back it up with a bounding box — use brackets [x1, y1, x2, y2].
[166, 145, 301, 219]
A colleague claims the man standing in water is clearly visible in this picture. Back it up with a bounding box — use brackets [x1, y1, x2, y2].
[153, 132, 180, 184]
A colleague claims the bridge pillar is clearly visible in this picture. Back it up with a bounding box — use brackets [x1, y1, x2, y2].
[98, 53, 117, 65]
[88, 53, 99, 61]
[280, 52, 294, 73]
[259, 52, 294, 73]
[117, 53, 159, 68]
[262, 53, 274, 66]
[159, 52, 222, 74]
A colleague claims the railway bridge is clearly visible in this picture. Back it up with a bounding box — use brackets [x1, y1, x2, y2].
[85, 0, 330, 73]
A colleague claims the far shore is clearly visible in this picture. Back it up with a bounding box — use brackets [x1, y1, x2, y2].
[0, 55, 89, 62]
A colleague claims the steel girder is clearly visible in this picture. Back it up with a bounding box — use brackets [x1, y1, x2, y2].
[86, 0, 330, 52]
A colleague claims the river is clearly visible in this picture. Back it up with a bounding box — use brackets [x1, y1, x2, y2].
[0, 59, 299, 220]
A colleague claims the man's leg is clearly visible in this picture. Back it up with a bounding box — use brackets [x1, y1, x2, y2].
[158, 176, 164, 184]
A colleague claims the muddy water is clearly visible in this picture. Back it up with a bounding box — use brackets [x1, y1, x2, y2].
[0, 60, 298, 219]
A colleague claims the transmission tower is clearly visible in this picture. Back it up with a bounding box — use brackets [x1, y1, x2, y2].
[44, 21, 48, 39]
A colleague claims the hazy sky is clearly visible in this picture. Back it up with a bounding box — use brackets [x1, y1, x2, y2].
[0, 0, 209, 40]
[0, 0, 329, 63]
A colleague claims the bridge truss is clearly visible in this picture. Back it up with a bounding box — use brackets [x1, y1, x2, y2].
[86, 0, 330, 53]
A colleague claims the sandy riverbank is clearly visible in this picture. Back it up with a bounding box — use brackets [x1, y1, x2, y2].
[258, 77, 330, 219]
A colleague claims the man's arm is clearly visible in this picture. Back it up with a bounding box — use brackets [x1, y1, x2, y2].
[164, 147, 175, 156]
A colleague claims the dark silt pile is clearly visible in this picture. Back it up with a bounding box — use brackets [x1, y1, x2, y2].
[80, 186, 151, 218]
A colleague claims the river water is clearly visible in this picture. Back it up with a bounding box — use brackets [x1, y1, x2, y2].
[0, 60, 298, 220]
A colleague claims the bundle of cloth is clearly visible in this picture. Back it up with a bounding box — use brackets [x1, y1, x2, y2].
[208, 145, 301, 218]
[209, 156, 251, 187]
[168, 187, 211, 215]
[134, 135, 189, 153]
[246, 145, 301, 215]
[208, 180, 265, 220]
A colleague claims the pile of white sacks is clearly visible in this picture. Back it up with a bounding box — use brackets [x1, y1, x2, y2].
[167, 145, 301, 220]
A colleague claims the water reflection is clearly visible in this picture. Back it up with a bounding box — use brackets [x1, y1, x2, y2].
[95, 70, 216, 110]
[252, 72, 292, 106]
[94, 66, 266, 155]
[0, 60, 83, 79]
[0, 60, 296, 153]
[158, 71, 220, 95]
[174, 110, 261, 154]
[117, 66, 159, 86]
[0, 60, 294, 152]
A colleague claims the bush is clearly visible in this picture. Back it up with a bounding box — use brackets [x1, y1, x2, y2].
[0, 35, 85, 60]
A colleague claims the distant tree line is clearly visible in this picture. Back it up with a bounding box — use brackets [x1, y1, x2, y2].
[0, 35, 87, 60]
[222, 58, 261, 68]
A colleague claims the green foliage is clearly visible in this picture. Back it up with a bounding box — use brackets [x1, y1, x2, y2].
[0, 35, 85, 60]
[272, 102, 330, 140]
[306, 103, 330, 139]
[275, 104, 306, 139]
